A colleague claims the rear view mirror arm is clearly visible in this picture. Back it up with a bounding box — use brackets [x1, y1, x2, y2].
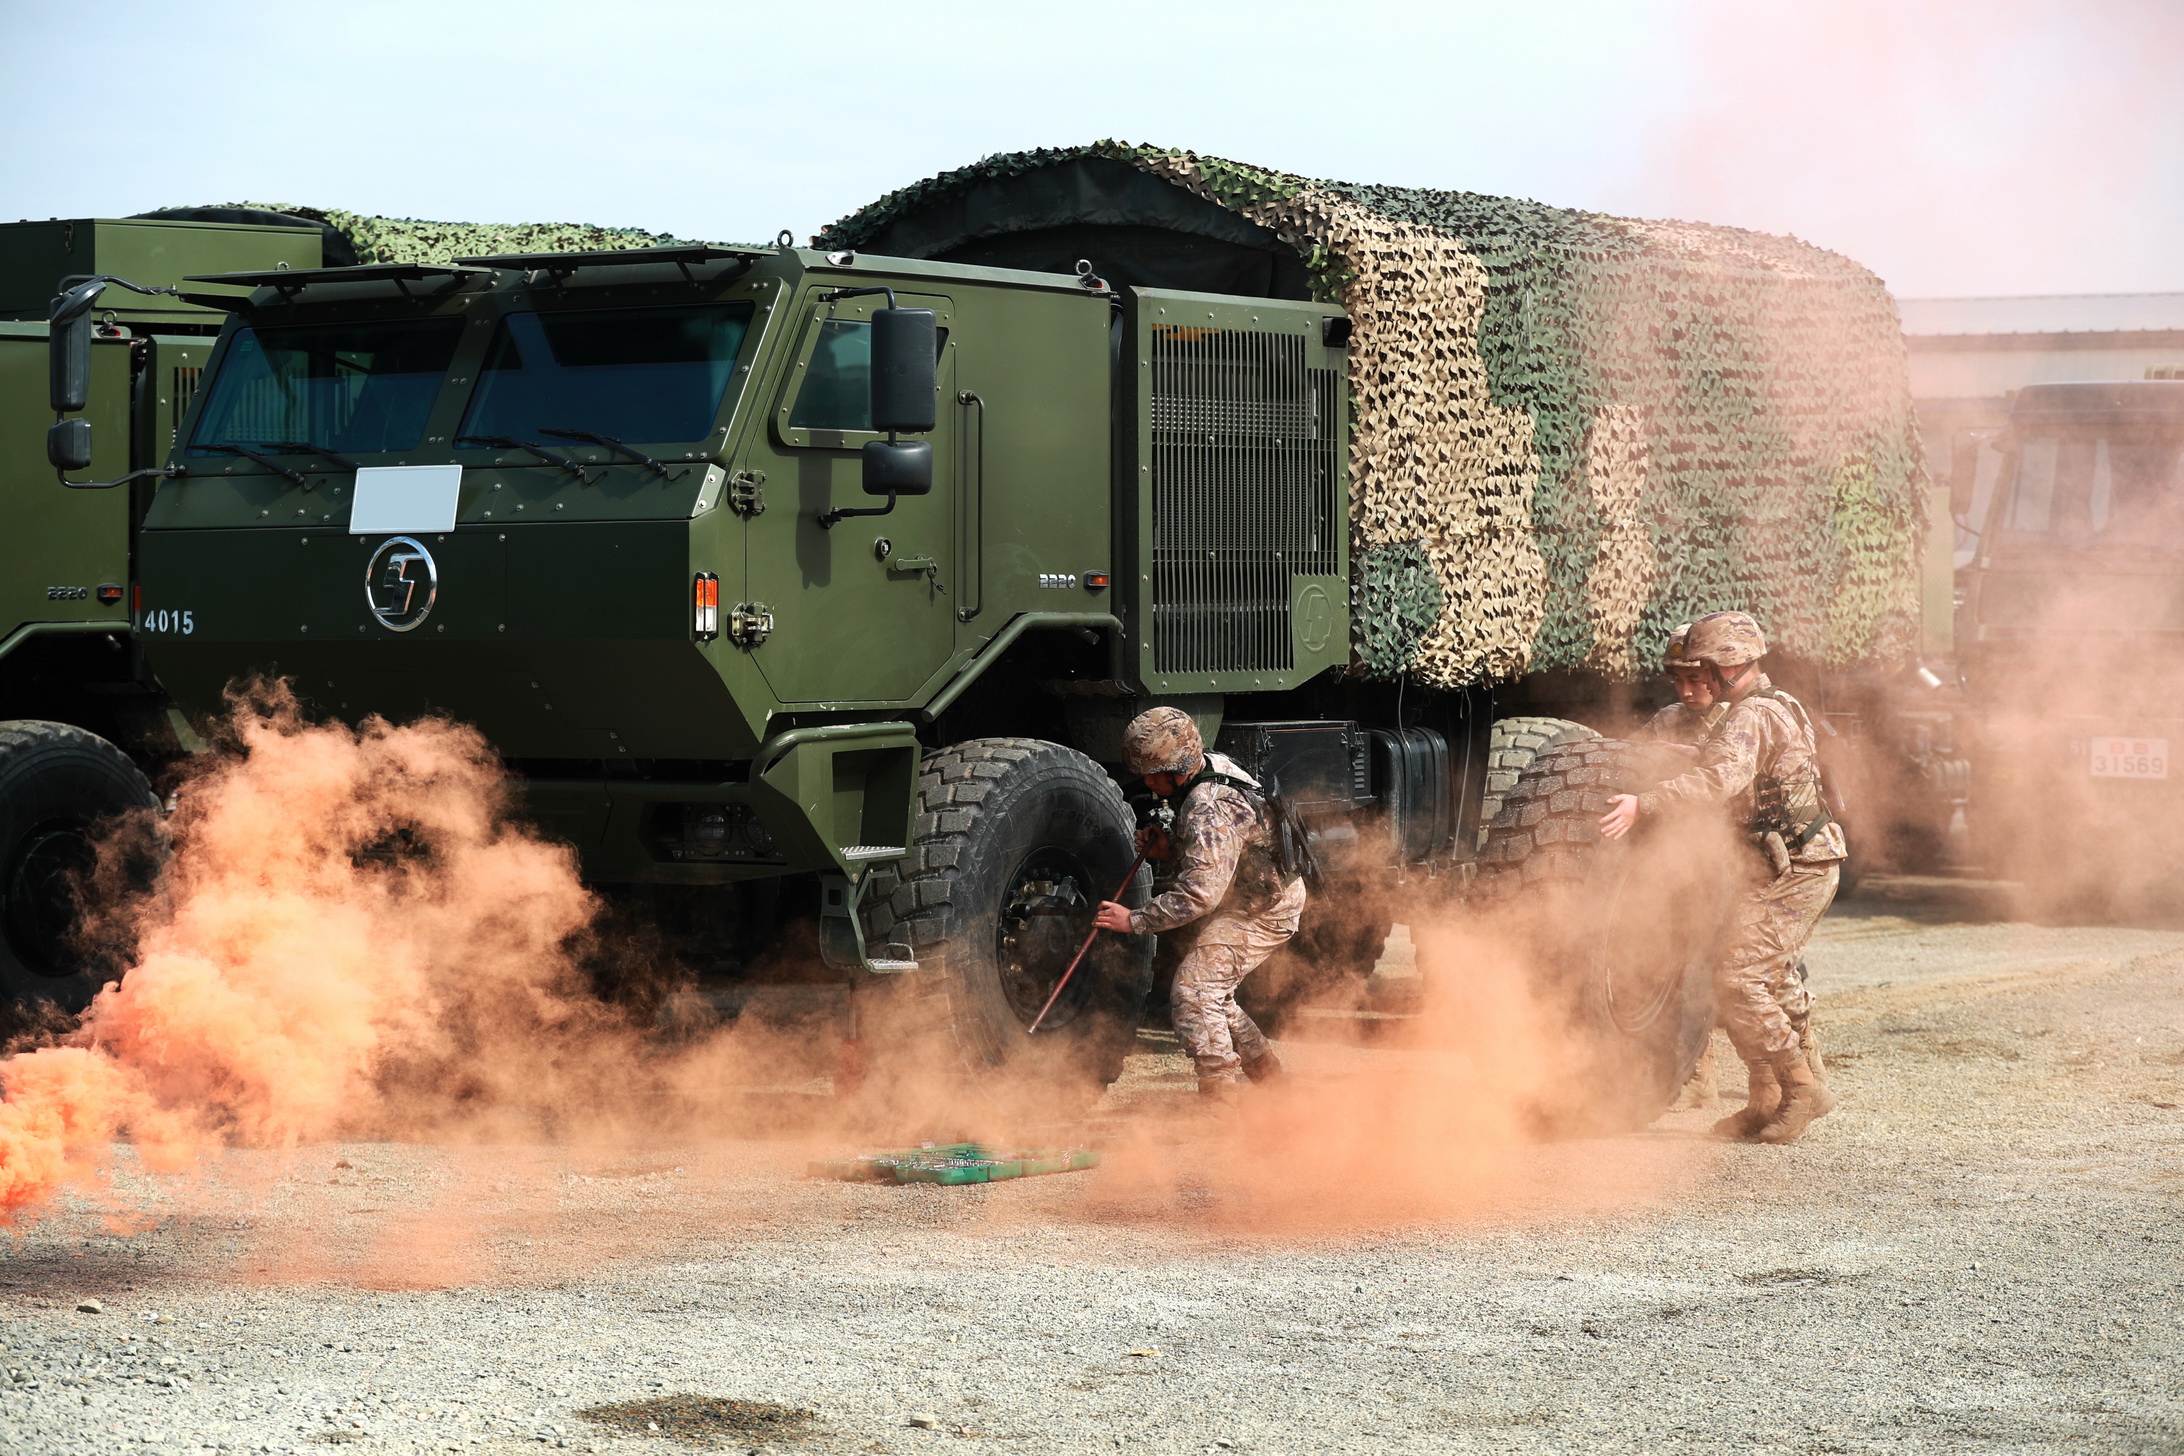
[818, 490, 898, 530]
[57, 463, 183, 492]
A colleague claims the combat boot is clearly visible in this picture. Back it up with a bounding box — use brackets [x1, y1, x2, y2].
[1241, 1051, 1285, 1084]
[1754, 1054, 1835, 1144]
[1197, 1076, 1245, 1105]
[1671, 1040, 1719, 1111]
[1710, 1060, 1781, 1141]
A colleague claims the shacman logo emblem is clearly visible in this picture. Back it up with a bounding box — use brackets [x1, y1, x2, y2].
[365, 536, 438, 632]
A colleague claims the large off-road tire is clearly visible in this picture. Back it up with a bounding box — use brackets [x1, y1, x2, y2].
[1478, 716, 1600, 848]
[1476, 737, 1744, 1134]
[859, 738, 1152, 1121]
[0, 721, 162, 1022]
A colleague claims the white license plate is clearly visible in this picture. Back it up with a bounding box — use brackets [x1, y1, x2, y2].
[2090, 736, 2169, 779]
[350, 464, 461, 535]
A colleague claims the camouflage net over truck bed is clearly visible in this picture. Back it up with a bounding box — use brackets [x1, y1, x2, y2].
[816, 143, 1926, 688]
[131, 204, 711, 270]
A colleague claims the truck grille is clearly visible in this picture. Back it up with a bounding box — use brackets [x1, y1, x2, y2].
[1149, 326, 1340, 675]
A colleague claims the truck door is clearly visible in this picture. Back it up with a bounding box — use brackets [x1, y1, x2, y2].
[739, 288, 956, 704]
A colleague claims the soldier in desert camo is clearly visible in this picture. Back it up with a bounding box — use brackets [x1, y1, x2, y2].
[1092, 706, 1305, 1109]
[1600, 612, 1844, 1143]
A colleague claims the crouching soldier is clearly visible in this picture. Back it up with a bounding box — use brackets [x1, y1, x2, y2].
[1092, 707, 1307, 1107]
[1598, 612, 1844, 1144]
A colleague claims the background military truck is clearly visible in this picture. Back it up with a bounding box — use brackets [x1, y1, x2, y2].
[0, 215, 321, 1017]
[1949, 379, 2184, 914]
[116, 144, 1930, 1123]
[0, 205, 707, 1023]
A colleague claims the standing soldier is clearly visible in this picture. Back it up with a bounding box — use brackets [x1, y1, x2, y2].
[1598, 612, 1845, 1143]
[1092, 706, 1307, 1108]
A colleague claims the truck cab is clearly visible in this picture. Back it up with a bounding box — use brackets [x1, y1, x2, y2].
[131, 243, 1361, 1094]
[1956, 379, 2184, 907]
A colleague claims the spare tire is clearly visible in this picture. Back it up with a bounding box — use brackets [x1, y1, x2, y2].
[1478, 716, 1600, 848]
[1476, 737, 1744, 1133]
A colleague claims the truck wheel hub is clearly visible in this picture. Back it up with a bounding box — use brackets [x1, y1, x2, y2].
[996, 848, 1091, 1027]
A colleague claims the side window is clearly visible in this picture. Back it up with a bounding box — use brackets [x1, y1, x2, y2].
[781, 314, 950, 443]
[788, 320, 871, 431]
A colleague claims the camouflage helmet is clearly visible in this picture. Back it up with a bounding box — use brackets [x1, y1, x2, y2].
[1121, 706, 1205, 776]
[1682, 610, 1768, 668]
[1664, 622, 1699, 670]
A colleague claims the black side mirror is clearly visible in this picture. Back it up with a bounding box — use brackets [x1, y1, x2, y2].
[870, 307, 937, 434]
[48, 278, 106, 414]
[47, 418, 92, 471]
[863, 438, 932, 497]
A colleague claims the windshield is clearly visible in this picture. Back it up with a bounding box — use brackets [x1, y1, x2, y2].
[1999, 431, 2184, 550]
[188, 319, 463, 456]
[459, 303, 754, 445]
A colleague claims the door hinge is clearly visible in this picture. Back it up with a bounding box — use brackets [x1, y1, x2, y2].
[726, 469, 766, 517]
[728, 601, 776, 648]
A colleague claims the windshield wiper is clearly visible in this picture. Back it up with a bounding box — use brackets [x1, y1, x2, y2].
[454, 434, 595, 483]
[198, 443, 307, 486]
[265, 440, 362, 472]
[537, 428, 676, 479]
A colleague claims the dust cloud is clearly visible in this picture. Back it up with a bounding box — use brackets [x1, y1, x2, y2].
[0, 685, 1705, 1276]
[1620, 0, 2184, 297]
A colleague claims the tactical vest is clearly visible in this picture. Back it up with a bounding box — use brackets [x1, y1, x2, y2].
[1713, 686, 1835, 851]
[1176, 764, 1319, 890]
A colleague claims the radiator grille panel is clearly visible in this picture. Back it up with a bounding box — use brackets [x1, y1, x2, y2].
[1150, 325, 1339, 675]
[170, 366, 202, 448]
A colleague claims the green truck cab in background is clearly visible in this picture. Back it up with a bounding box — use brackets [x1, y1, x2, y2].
[0, 217, 320, 1015]
[1950, 379, 2184, 914]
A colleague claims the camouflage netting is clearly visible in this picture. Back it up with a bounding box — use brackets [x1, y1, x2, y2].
[133, 204, 712, 268]
[816, 143, 1928, 687]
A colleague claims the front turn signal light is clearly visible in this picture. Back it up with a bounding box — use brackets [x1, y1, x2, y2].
[693, 572, 720, 641]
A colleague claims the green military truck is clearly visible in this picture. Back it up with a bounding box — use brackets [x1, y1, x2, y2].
[1, 204, 699, 1022]
[0, 215, 323, 1015]
[89, 146, 1930, 1121]
[1950, 379, 2184, 914]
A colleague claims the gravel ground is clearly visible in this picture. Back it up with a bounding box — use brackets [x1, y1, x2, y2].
[1, 880, 2179, 1456]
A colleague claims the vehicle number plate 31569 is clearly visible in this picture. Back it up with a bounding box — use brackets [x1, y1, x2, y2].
[2090, 737, 2168, 778]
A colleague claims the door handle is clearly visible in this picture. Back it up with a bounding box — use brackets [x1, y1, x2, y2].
[957, 390, 985, 622]
[886, 555, 946, 594]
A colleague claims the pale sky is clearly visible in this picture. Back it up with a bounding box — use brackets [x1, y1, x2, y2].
[5, 0, 2177, 299]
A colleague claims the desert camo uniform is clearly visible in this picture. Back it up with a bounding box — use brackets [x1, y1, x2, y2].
[1636, 677, 1846, 1062]
[1128, 751, 1307, 1084]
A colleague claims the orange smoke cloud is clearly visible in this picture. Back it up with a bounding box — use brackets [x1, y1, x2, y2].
[0, 684, 622, 1219]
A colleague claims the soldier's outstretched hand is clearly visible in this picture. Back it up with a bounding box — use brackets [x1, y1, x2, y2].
[1135, 824, 1174, 860]
[1093, 901, 1134, 933]
[1599, 793, 1641, 841]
